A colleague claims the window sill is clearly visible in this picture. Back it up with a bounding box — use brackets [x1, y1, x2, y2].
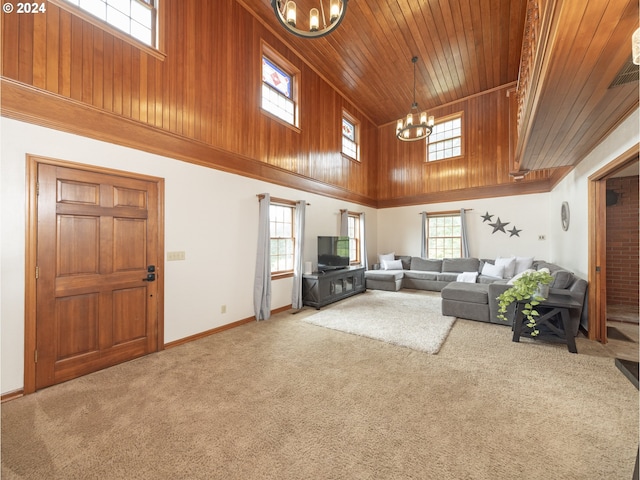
[272, 272, 294, 280]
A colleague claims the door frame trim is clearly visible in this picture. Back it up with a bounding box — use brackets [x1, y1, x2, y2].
[587, 144, 638, 342]
[25, 155, 165, 394]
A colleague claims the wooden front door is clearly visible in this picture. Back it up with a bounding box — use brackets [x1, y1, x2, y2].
[35, 162, 162, 390]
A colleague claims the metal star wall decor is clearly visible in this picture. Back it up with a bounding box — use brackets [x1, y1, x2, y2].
[489, 217, 509, 234]
[481, 212, 493, 222]
[508, 226, 522, 237]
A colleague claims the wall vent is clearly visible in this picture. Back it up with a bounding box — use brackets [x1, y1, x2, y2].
[609, 56, 639, 88]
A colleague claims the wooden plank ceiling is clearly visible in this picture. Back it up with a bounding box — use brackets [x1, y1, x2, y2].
[240, 0, 639, 170]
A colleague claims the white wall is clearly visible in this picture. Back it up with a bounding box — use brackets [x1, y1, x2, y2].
[0, 118, 377, 394]
[376, 194, 551, 261]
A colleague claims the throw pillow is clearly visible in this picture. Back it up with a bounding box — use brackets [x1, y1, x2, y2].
[495, 256, 517, 278]
[382, 259, 403, 270]
[514, 256, 534, 274]
[457, 271, 479, 283]
[379, 252, 395, 265]
[481, 262, 505, 279]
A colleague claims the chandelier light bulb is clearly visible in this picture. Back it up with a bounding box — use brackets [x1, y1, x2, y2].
[406, 113, 413, 126]
[419, 112, 427, 125]
[310, 8, 319, 31]
[285, 1, 296, 27]
[633, 28, 640, 65]
[330, 0, 340, 23]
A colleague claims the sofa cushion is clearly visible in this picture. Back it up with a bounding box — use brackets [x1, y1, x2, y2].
[410, 257, 443, 272]
[437, 272, 461, 283]
[551, 269, 574, 289]
[441, 282, 489, 304]
[364, 270, 404, 282]
[403, 270, 439, 281]
[395, 255, 412, 270]
[442, 258, 480, 273]
[382, 259, 404, 270]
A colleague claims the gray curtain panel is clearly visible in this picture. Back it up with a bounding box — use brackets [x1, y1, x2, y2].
[340, 209, 348, 236]
[253, 194, 271, 321]
[360, 213, 368, 269]
[420, 211, 428, 258]
[291, 200, 306, 310]
[460, 208, 470, 258]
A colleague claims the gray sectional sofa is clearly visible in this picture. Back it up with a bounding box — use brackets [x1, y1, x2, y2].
[365, 255, 588, 335]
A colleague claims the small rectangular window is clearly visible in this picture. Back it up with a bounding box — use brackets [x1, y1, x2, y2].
[427, 214, 462, 259]
[261, 44, 299, 129]
[427, 114, 463, 162]
[58, 0, 157, 48]
[347, 213, 361, 263]
[342, 111, 359, 161]
[270, 203, 295, 275]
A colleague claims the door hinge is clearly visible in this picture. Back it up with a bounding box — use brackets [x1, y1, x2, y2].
[35, 266, 39, 279]
[36, 182, 39, 196]
[34, 350, 38, 363]
[595, 266, 601, 272]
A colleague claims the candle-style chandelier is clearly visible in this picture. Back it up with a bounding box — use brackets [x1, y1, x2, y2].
[271, 0, 348, 39]
[396, 56, 435, 142]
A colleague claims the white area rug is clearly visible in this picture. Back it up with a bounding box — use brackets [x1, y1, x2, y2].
[302, 290, 456, 354]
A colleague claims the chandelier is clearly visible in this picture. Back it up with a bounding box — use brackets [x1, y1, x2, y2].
[271, 0, 348, 39]
[396, 56, 434, 142]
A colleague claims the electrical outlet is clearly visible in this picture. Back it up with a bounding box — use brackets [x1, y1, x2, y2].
[167, 251, 186, 261]
[538, 235, 546, 241]
[221, 305, 226, 314]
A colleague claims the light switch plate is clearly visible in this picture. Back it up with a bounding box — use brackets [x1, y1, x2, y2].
[167, 251, 186, 261]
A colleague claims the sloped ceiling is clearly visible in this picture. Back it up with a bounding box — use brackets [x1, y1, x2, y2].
[239, 0, 639, 170]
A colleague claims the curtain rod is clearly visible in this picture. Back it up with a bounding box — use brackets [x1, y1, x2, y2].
[419, 209, 472, 215]
[256, 194, 310, 206]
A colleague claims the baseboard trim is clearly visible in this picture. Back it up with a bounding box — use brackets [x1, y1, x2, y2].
[1, 389, 25, 403]
[164, 304, 293, 350]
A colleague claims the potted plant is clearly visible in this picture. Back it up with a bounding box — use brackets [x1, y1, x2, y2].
[496, 270, 554, 336]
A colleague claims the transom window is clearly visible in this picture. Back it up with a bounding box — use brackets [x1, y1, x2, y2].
[347, 213, 361, 263]
[342, 112, 359, 161]
[427, 114, 463, 161]
[59, 0, 157, 47]
[261, 48, 299, 128]
[270, 203, 295, 275]
[427, 214, 462, 259]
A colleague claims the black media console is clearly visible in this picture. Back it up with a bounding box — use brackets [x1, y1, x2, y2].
[302, 266, 366, 309]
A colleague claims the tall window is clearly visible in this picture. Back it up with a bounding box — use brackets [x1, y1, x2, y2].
[347, 213, 361, 263]
[261, 46, 299, 128]
[270, 203, 295, 275]
[427, 114, 463, 161]
[58, 0, 157, 47]
[427, 214, 462, 259]
[342, 112, 359, 161]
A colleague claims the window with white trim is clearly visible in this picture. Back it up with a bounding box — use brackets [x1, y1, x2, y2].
[261, 47, 299, 128]
[59, 0, 157, 47]
[342, 112, 359, 161]
[427, 114, 463, 161]
[270, 203, 295, 275]
[427, 214, 462, 259]
[347, 213, 361, 263]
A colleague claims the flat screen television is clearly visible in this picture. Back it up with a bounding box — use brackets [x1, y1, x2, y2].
[317, 236, 350, 271]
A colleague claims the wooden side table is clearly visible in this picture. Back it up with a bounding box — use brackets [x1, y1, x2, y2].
[512, 293, 581, 353]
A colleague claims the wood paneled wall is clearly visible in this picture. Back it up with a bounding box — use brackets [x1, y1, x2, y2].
[2, 0, 559, 207]
[376, 85, 558, 207]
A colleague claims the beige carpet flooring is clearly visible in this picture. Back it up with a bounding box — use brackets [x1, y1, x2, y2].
[2, 293, 638, 479]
